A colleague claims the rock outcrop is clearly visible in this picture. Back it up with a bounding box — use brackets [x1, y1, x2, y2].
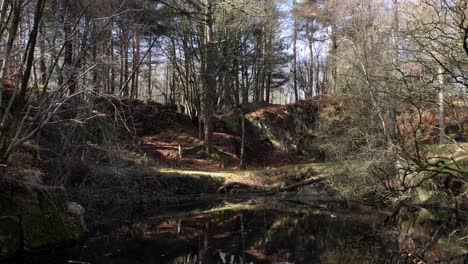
[0, 177, 85, 258]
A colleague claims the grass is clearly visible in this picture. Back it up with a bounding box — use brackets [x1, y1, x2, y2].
[151, 161, 348, 190]
[424, 143, 468, 162]
[133, 142, 466, 195]
[423, 143, 468, 176]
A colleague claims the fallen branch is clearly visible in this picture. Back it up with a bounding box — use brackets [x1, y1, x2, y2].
[217, 182, 263, 193]
[261, 176, 326, 195]
[217, 176, 327, 195]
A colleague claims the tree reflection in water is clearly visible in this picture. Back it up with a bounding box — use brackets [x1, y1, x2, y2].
[11, 200, 467, 264]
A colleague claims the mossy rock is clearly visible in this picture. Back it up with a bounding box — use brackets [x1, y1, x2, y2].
[0, 193, 19, 216]
[0, 216, 20, 256]
[211, 149, 230, 168]
[301, 144, 326, 161]
[432, 238, 468, 260]
[184, 145, 204, 156]
[19, 140, 41, 157]
[0, 178, 85, 257]
[219, 114, 241, 134]
[22, 211, 85, 250]
[160, 173, 224, 194]
[247, 119, 271, 142]
[37, 187, 67, 213]
[413, 188, 455, 207]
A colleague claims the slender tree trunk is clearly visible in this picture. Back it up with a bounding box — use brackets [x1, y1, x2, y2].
[165, 61, 170, 103]
[109, 29, 115, 94]
[0, 0, 11, 40]
[130, 31, 140, 98]
[438, 66, 446, 144]
[253, 54, 259, 102]
[39, 25, 47, 87]
[0, 0, 21, 110]
[260, 27, 266, 102]
[148, 41, 152, 99]
[306, 19, 314, 98]
[315, 53, 320, 95]
[388, 0, 399, 146]
[91, 23, 99, 93]
[203, 0, 216, 153]
[0, 0, 46, 163]
[241, 62, 249, 104]
[170, 39, 176, 104]
[123, 31, 129, 97]
[234, 56, 240, 105]
[239, 114, 246, 170]
[266, 71, 272, 103]
[63, 6, 76, 95]
[329, 22, 338, 94]
[292, 1, 299, 102]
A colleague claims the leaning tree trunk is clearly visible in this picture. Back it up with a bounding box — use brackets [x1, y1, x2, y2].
[0, 0, 21, 111]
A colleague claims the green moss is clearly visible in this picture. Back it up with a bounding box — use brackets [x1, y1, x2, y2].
[414, 188, 455, 207]
[22, 211, 84, 250]
[414, 208, 435, 225]
[219, 114, 241, 134]
[424, 143, 468, 172]
[303, 144, 326, 161]
[0, 193, 19, 216]
[37, 190, 67, 213]
[210, 149, 230, 168]
[434, 238, 468, 259]
[0, 179, 85, 256]
[155, 171, 225, 194]
[0, 216, 20, 256]
[184, 145, 204, 156]
[247, 119, 271, 142]
[21, 140, 41, 156]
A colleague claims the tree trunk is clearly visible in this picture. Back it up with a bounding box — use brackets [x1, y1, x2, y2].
[0, 0, 21, 110]
[63, 5, 76, 95]
[306, 19, 315, 98]
[438, 66, 446, 144]
[234, 56, 240, 105]
[388, 0, 399, 147]
[148, 40, 152, 99]
[131, 31, 140, 99]
[266, 71, 272, 103]
[109, 29, 115, 94]
[239, 114, 246, 170]
[0, 0, 46, 164]
[292, 1, 299, 102]
[329, 22, 338, 94]
[123, 31, 129, 97]
[203, 0, 216, 153]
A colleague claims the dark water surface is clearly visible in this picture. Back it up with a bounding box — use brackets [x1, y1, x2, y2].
[4, 198, 467, 264]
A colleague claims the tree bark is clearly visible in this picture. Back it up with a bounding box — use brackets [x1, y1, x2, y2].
[147, 40, 152, 99]
[292, 1, 299, 102]
[203, 0, 216, 153]
[438, 65, 446, 144]
[239, 114, 246, 170]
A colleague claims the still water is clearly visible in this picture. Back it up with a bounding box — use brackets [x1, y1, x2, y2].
[6, 198, 468, 264]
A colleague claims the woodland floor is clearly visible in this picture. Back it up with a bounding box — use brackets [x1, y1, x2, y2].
[140, 128, 306, 172]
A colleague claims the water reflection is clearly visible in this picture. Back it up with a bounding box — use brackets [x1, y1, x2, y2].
[6, 199, 467, 264]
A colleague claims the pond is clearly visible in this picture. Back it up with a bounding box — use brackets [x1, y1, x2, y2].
[5, 197, 467, 264]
